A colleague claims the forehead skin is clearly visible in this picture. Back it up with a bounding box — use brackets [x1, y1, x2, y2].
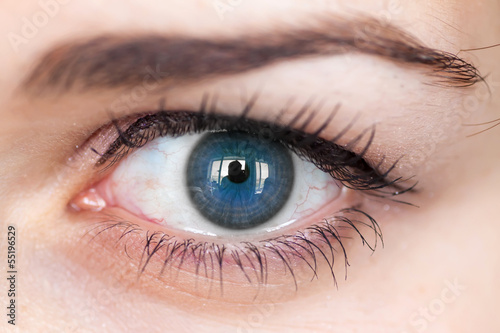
[0, 1, 499, 333]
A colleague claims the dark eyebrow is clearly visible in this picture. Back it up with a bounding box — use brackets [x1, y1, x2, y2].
[22, 16, 482, 94]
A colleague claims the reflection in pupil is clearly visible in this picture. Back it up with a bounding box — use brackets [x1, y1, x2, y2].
[186, 131, 294, 230]
[227, 160, 249, 184]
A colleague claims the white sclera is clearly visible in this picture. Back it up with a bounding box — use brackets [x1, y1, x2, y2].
[101, 133, 342, 236]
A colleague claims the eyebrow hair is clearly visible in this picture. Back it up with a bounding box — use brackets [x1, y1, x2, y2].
[23, 16, 482, 94]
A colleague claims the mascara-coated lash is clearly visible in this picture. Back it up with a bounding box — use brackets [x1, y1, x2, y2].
[92, 103, 409, 196]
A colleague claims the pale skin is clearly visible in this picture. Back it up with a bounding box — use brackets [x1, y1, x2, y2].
[1, 1, 499, 332]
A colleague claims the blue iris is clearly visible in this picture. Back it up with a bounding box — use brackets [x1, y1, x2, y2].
[186, 131, 294, 229]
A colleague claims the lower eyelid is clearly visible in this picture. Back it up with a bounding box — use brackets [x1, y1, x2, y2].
[71, 203, 382, 304]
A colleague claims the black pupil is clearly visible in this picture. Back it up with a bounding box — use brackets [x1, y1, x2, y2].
[227, 161, 250, 184]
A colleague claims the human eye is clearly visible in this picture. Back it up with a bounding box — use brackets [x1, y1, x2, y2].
[5, 0, 500, 330]
[69, 95, 410, 301]
[11, 12, 484, 319]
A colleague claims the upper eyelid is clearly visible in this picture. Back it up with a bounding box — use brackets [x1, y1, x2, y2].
[93, 96, 347, 168]
[93, 104, 334, 166]
[90, 100, 415, 199]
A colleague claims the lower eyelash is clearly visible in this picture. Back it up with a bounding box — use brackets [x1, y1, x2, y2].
[85, 207, 382, 295]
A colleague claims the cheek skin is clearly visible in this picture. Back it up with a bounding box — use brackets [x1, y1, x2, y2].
[19, 229, 197, 332]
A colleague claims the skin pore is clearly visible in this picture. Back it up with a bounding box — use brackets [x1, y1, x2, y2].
[1, 0, 500, 332]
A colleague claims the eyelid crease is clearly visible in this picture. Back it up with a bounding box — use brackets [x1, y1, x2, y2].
[90, 97, 415, 199]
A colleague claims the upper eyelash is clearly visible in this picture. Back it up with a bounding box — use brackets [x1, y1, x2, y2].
[91, 98, 413, 196]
